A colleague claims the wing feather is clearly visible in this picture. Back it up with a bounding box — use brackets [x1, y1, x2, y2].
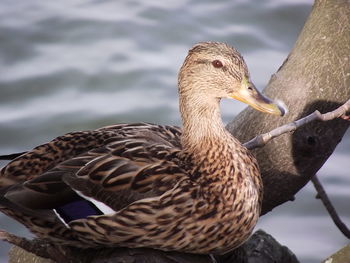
[0, 123, 185, 212]
[0, 123, 189, 248]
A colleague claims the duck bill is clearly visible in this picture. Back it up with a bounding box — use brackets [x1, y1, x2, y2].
[231, 83, 286, 116]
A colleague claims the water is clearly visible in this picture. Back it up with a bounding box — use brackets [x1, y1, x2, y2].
[0, 0, 349, 262]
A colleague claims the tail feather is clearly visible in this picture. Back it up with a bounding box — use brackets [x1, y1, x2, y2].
[0, 190, 81, 246]
[0, 189, 56, 221]
[0, 152, 27, 160]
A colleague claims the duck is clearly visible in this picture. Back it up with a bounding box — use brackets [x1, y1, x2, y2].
[0, 42, 285, 255]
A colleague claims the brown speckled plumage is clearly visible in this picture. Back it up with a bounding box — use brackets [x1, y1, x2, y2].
[0, 42, 284, 255]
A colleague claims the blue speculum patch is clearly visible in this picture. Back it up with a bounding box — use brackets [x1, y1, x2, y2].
[55, 198, 102, 223]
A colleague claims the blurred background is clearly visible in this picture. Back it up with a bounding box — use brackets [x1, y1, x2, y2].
[0, 0, 349, 262]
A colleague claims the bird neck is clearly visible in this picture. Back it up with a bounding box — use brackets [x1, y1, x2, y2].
[178, 89, 251, 190]
[179, 93, 230, 150]
[178, 89, 262, 208]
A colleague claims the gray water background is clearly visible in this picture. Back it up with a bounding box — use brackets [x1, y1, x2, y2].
[0, 0, 349, 262]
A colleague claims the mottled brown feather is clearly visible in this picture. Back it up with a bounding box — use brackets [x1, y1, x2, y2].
[0, 42, 264, 255]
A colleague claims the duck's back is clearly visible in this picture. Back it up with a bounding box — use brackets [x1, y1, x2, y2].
[0, 123, 182, 187]
[0, 123, 188, 245]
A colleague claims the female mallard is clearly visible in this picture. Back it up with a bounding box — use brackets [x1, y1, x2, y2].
[0, 42, 285, 255]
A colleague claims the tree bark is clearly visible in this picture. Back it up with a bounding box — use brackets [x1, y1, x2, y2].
[226, 0, 350, 214]
[7, 0, 350, 262]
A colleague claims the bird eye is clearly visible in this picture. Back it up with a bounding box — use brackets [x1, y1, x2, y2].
[212, 60, 223, 68]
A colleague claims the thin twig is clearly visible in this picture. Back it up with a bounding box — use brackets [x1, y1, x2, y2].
[0, 230, 52, 258]
[244, 98, 350, 150]
[0, 229, 73, 262]
[311, 175, 350, 239]
[243, 98, 350, 239]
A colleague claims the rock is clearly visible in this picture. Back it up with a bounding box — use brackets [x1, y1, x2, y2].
[217, 230, 300, 263]
[323, 244, 350, 263]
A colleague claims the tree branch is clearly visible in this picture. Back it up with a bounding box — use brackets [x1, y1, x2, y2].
[243, 98, 350, 150]
[311, 175, 350, 239]
[0, 230, 67, 260]
[241, 99, 350, 240]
